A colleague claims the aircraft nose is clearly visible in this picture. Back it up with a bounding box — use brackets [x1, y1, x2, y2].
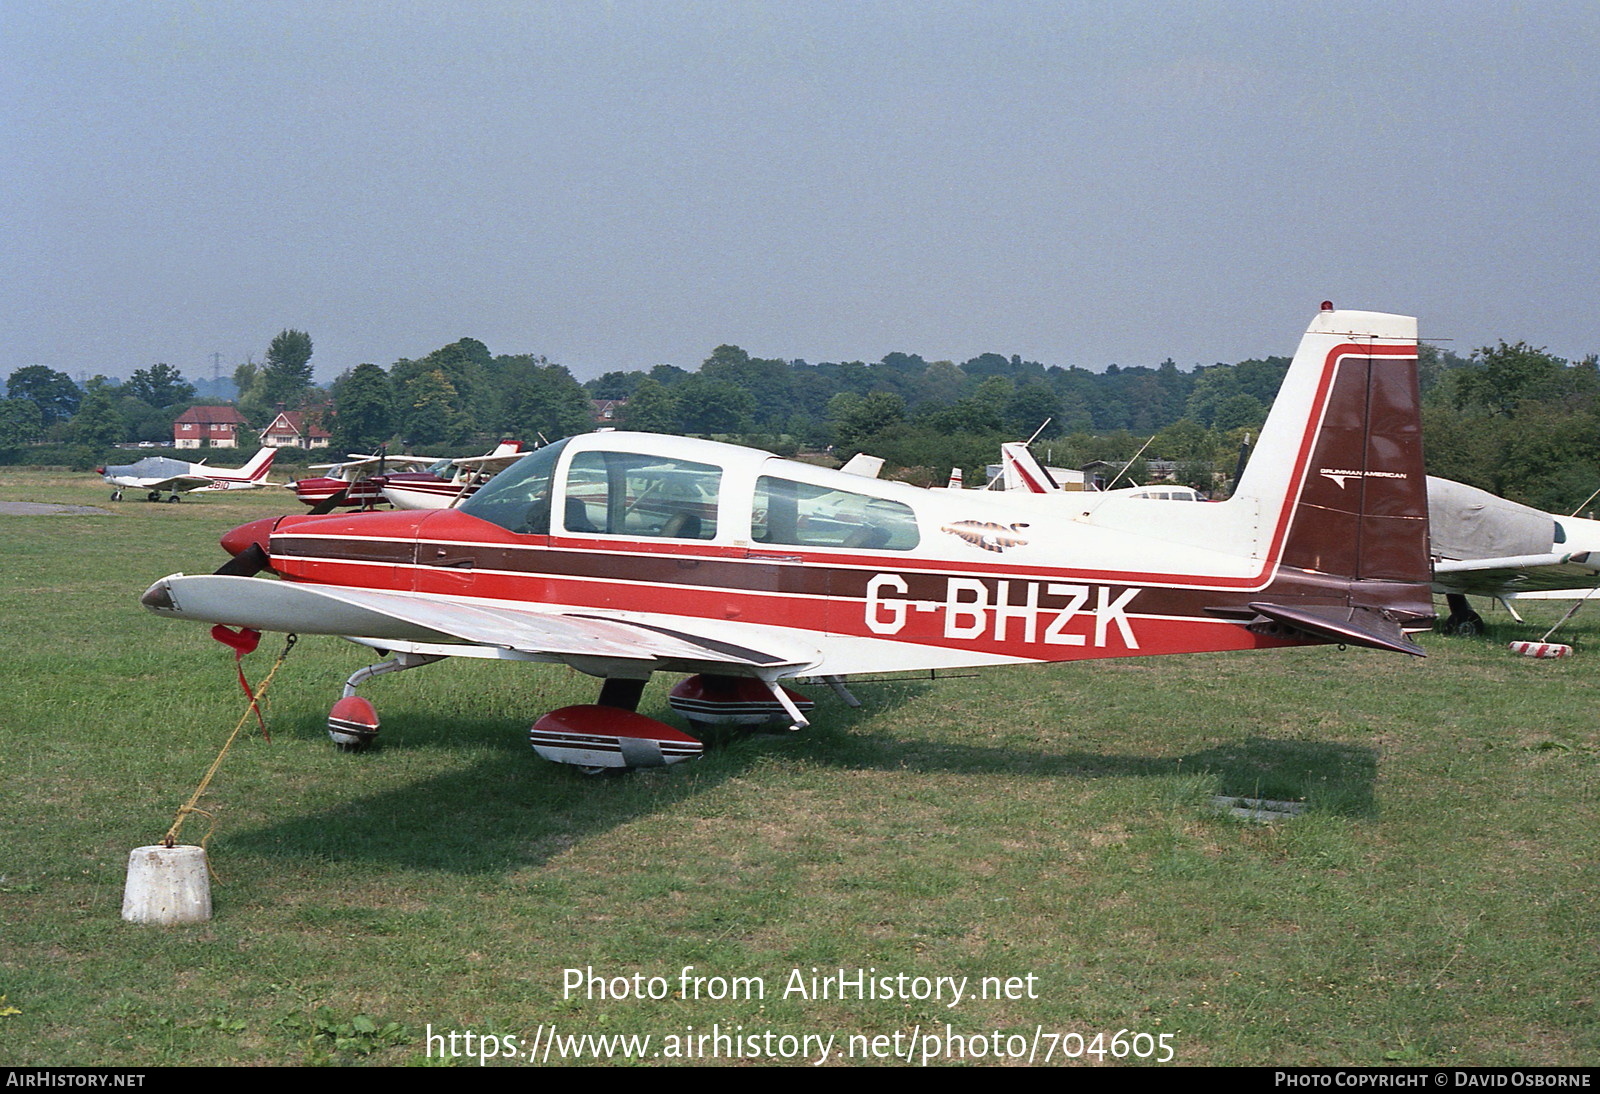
[221, 516, 276, 558]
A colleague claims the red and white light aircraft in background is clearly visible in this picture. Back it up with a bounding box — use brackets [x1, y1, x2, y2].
[143, 306, 1435, 772]
[380, 441, 528, 510]
[287, 442, 527, 512]
[286, 452, 440, 511]
[102, 447, 277, 502]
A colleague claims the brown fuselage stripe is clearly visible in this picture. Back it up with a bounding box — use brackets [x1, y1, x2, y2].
[270, 534, 1431, 624]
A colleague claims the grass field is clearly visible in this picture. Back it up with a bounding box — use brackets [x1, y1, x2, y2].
[2, 468, 1596, 1066]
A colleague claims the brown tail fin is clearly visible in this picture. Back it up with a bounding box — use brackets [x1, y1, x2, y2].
[1231, 308, 1434, 651]
[1279, 344, 1430, 584]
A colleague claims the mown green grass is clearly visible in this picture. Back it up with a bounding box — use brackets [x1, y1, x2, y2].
[1, 468, 1596, 1065]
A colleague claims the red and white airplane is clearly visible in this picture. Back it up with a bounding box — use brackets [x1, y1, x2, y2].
[286, 452, 441, 511]
[380, 441, 528, 510]
[142, 305, 1434, 772]
[102, 447, 277, 502]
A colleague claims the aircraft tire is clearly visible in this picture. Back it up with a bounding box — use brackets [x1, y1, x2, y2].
[1442, 612, 1484, 637]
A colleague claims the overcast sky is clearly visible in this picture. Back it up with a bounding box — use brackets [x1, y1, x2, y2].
[5, 1, 1597, 387]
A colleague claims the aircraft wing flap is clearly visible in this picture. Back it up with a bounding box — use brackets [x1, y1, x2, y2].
[142, 575, 810, 671]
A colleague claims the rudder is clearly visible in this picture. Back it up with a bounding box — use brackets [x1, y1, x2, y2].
[1280, 339, 1430, 583]
[1234, 305, 1433, 651]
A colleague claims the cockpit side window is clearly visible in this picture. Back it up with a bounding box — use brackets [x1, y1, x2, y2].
[754, 476, 920, 550]
[563, 451, 721, 540]
[456, 438, 569, 534]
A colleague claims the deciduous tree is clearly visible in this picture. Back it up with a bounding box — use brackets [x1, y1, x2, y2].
[0, 398, 44, 445]
[124, 363, 196, 408]
[67, 377, 126, 448]
[6, 366, 80, 424]
[330, 363, 395, 453]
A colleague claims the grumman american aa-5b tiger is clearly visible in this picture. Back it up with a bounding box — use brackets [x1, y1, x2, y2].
[142, 305, 1436, 774]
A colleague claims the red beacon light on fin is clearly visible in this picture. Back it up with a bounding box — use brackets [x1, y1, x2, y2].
[1321, 300, 1334, 311]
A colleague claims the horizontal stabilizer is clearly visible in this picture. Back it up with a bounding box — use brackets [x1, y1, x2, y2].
[1247, 601, 1426, 657]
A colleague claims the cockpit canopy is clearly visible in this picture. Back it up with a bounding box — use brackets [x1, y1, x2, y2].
[457, 434, 920, 550]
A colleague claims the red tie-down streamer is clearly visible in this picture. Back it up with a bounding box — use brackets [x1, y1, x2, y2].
[210, 625, 270, 741]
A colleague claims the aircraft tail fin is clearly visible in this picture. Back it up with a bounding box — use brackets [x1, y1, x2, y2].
[241, 447, 277, 481]
[841, 453, 886, 479]
[1000, 442, 1059, 493]
[1232, 305, 1433, 641]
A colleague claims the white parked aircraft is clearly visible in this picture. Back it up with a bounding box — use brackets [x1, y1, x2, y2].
[1428, 476, 1600, 635]
[101, 448, 277, 502]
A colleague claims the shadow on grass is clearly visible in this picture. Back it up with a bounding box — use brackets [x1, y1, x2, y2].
[223, 743, 719, 874]
[793, 723, 1377, 814]
[225, 689, 1376, 874]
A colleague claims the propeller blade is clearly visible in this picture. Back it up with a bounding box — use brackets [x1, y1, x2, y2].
[213, 542, 270, 578]
[310, 488, 349, 515]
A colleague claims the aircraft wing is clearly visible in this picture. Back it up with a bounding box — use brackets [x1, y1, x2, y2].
[1433, 551, 1600, 595]
[452, 453, 525, 469]
[141, 574, 818, 677]
[109, 471, 216, 490]
[310, 454, 438, 471]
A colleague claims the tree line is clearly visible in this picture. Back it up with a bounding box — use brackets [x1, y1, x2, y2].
[5, 330, 1597, 511]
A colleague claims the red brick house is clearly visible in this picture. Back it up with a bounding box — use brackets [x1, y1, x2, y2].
[261, 411, 331, 449]
[172, 405, 248, 449]
[591, 398, 627, 424]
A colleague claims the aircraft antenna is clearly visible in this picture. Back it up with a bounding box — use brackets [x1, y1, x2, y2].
[1101, 434, 1156, 491]
[1078, 434, 1157, 516]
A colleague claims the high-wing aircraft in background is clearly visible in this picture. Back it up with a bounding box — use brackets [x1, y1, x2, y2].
[381, 441, 528, 510]
[1427, 476, 1600, 635]
[102, 447, 277, 501]
[287, 452, 441, 512]
[142, 305, 1435, 773]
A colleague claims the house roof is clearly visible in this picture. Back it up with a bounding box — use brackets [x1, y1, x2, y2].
[174, 405, 247, 425]
[264, 411, 330, 439]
